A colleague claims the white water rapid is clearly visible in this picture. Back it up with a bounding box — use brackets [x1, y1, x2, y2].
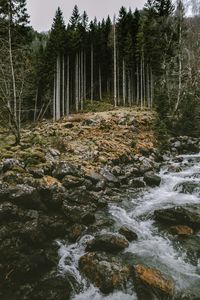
[58, 153, 200, 299]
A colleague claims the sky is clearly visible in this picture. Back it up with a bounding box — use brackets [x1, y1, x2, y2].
[26, 0, 146, 32]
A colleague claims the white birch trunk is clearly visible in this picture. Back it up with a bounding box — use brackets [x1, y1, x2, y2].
[123, 59, 126, 106]
[66, 56, 70, 116]
[113, 15, 117, 107]
[56, 55, 61, 120]
[62, 55, 65, 116]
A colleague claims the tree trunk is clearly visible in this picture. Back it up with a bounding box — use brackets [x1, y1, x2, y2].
[66, 56, 70, 116]
[91, 43, 94, 103]
[62, 55, 65, 116]
[56, 55, 61, 120]
[113, 16, 117, 107]
[99, 64, 102, 100]
[123, 59, 126, 106]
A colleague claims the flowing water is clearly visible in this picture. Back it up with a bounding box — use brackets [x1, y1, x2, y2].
[58, 153, 200, 299]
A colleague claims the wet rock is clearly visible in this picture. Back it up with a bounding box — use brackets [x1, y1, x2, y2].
[119, 226, 138, 242]
[170, 225, 194, 236]
[174, 182, 200, 195]
[144, 172, 161, 187]
[154, 207, 200, 229]
[52, 161, 82, 180]
[133, 264, 174, 299]
[79, 252, 130, 294]
[68, 224, 86, 242]
[86, 233, 129, 253]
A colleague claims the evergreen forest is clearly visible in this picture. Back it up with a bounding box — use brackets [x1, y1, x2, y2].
[0, 0, 200, 143]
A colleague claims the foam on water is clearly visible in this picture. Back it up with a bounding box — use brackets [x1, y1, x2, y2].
[57, 153, 200, 299]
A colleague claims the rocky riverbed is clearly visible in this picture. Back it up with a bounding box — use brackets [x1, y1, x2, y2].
[0, 109, 200, 300]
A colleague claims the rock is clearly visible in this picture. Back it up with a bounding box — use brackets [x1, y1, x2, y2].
[119, 226, 138, 242]
[62, 202, 96, 225]
[52, 162, 82, 180]
[8, 184, 45, 210]
[2, 158, 21, 172]
[144, 172, 161, 187]
[154, 207, 200, 229]
[24, 272, 72, 300]
[79, 252, 130, 294]
[28, 167, 45, 178]
[174, 182, 200, 195]
[86, 233, 129, 253]
[64, 122, 74, 129]
[68, 224, 86, 242]
[133, 264, 174, 299]
[86, 170, 105, 183]
[42, 176, 62, 188]
[102, 169, 119, 185]
[170, 225, 194, 236]
[129, 179, 145, 188]
[62, 175, 84, 188]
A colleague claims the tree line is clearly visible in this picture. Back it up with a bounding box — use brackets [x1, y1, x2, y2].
[0, 0, 200, 143]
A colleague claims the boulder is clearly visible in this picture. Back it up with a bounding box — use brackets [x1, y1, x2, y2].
[129, 179, 145, 188]
[2, 158, 21, 172]
[144, 172, 161, 187]
[79, 252, 130, 293]
[119, 226, 138, 242]
[86, 233, 129, 253]
[8, 185, 45, 210]
[62, 202, 96, 225]
[174, 182, 200, 195]
[154, 207, 200, 229]
[170, 225, 194, 236]
[68, 224, 86, 242]
[52, 162, 82, 180]
[133, 264, 174, 299]
[62, 175, 84, 188]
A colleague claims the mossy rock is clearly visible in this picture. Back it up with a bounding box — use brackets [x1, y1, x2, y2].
[22, 151, 46, 166]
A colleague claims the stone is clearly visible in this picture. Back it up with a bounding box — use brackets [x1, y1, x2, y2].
[62, 202, 96, 225]
[64, 122, 74, 129]
[144, 172, 161, 187]
[62, 175, 84, 188]
[86, 233, 129, 253]
[2, 158, 21, 172]
[174, 182, 200, 195]
[8, 184, 45, 210]
[129, 179, 145, 188]
[79, 252, 130, 294]
[170, 225, 194, 236]
[133, 264, 174, 298]
[119, 226, 138, 242]
[68, 224, 86, 242]
[154, 207, 200, 229]
[52, 162, 82, 180]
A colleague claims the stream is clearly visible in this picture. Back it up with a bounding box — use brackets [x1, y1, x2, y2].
[57, 153, 200, 299]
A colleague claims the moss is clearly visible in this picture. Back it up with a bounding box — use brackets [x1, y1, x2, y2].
[83, 99, 114, 113]
[22, 150, 46, 166]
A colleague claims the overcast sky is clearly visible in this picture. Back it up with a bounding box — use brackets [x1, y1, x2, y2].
[26, 0, 146, 32]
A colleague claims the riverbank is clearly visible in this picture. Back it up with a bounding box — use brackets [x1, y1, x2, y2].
[0, 108, 200, 300]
